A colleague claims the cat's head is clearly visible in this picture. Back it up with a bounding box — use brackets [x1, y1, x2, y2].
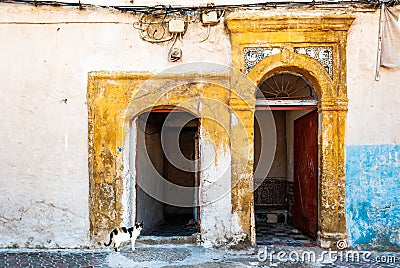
[135, 221, 144, 231]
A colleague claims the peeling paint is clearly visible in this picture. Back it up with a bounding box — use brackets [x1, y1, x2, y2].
[346, 145, 400, 251]
[88, 72, 252, 246]
[2, 3, 388, 250]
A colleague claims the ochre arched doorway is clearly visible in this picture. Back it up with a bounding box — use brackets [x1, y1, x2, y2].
[87, 71, 257, 247]
[227, 13, 354, 248]
[132, 109, 200, 236]
[246, 49, 346, 248]
[254, 70, 319, 245]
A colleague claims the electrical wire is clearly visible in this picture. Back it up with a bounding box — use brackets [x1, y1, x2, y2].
[135, 11, 175, 43]
[3, 0, 394, 62]
[199, 25, 210, 43]
[132, 6, 194, 43]
[168, 33, 182, 62]
[0, 0, 396, 12]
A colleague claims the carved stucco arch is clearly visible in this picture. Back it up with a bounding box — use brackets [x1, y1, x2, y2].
[247, 50, 335, 101]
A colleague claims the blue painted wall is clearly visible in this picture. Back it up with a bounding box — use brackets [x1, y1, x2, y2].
[346, 145, 400, 250]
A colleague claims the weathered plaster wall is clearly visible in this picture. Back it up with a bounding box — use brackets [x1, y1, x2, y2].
[1, 2, 399, 250]
[346, 145, 400, 250]
[346, 11, 400, 250]
[198, 119, 236, 247]
[136, 119, 164, 233]
[0, 4, 230, 248]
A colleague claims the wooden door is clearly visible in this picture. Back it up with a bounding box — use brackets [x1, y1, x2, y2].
[293, 111, 318, 238]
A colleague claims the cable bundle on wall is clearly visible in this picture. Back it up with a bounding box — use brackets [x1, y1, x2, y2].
[129, 6, 225, 61]
[1, 0, 397, 11]
[2, 0, 398, 62]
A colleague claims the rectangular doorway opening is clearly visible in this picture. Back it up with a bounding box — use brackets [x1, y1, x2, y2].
[254, 109, 318, 247]
[136, 111, 200, 237]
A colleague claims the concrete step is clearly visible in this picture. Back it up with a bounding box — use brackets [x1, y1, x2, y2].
[138, 233, 199, 245]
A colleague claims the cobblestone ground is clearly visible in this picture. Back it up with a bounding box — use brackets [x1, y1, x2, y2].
[0, 249, 109, 268]
[0, 244, 399, 268]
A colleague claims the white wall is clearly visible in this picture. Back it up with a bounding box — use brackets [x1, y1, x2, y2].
[346, 10, 400, 146]
[269, 111, 287, 178]
[0, 4, 230, 248]
[345, 10, 400, 250]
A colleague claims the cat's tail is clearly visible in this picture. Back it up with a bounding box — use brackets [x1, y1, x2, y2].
[104, 232, 113, 247]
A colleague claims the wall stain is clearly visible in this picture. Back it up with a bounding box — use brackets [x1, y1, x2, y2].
[346, 144, 400, 251]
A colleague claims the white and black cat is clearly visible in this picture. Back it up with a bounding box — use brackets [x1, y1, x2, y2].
[104, 222, 144, 252]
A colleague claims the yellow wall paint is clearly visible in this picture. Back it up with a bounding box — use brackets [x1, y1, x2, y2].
[88, 72, 256, 245]
[88, 12, 354, 249]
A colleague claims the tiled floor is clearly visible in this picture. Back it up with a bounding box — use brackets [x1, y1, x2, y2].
[145, 217, 316, 247]
[256, 222, 318, 247]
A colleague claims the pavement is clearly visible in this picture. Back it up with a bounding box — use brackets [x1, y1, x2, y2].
[0, 242, 399, 268]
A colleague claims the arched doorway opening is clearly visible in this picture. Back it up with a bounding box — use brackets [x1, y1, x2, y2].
[132, 109, 200, 237]
[254, 72, 318, 246]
